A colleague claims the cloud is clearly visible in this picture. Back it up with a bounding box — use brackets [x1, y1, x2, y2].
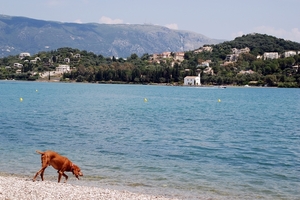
[99, 16, 123, 24]
[165, 23, 179, 30]
[74, 19, 83, 24]
[253, 26, 300, 43]
[231, 31, 245, 39]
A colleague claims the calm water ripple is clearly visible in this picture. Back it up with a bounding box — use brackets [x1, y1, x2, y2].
[0, 81, 299, 199]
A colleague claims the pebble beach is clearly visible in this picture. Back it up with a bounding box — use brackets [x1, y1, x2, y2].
[0, 175, 179, 200]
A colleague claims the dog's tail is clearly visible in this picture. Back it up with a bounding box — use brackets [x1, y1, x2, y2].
[36, 150, 44, 155]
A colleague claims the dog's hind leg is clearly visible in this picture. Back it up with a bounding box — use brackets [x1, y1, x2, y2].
[33, 167, 46, 181]
[33, 152, 49, 181]
[40, 168, 46, 181]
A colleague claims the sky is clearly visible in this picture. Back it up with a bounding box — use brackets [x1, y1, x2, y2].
[1, 0, 300, 43]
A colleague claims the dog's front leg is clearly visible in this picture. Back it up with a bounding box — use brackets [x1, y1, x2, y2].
[62, 172, 68, 183]
[57, 171, 63, 183]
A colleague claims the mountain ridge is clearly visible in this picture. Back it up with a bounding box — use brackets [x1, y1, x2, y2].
[0, 15, 223, 58]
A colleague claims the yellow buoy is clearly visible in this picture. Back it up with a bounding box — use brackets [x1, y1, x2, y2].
[20, 97, 23, 102]
[36, 89, 38, 92]
[144, 98, 148, 102]
[218, 99, 221, 102]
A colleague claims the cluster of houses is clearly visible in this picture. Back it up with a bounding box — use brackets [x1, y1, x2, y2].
[5, 46, 300, 84]
[10, 52, 74, 76]
[8, 53, 42, 74]
[150, 52, 185, 65]
[183, 46, 300, 86]
[149, 46, 213, 66]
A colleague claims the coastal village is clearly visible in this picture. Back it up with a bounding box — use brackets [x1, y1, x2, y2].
[7, 45, 300, 86]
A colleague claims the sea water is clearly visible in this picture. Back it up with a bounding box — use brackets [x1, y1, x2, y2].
[0, 81, 299, 199]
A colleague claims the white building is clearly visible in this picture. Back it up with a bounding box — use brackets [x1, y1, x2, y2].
[19, 52, 30, 59]
[56, 65, 70, 73]
[184, 73, 201, 86]
[64, 58, 70, 63]
[14, 63, 23, 68]
[284, 51, 297, 58]
[263, 52, 279, 60]
[203, 46, 213, 52]
[292, 65, 299, 72]
[198, 61, 210, 68]
[74, 54, 81, 58]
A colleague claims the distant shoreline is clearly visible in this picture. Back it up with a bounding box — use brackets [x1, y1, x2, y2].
[36, 79, 278, 88]
[1, 78, 281, 89]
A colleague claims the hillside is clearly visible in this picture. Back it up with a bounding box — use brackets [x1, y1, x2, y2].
[213, 33, 300, 55]
[1, 33, 299, 87]
[0, 15, 223, 58]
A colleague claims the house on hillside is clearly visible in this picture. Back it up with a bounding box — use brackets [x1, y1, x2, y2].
[198, 60, 211, 68]
[74, 54, 81, 58]
[56, 64, 70, 73]
[19, 52, 30, 59]
[14, 63, 23, 68]
[184, 73, 201, 86]
[30, 60, 37, 64]
[284, 51, 297, 58]
[203, 46, 213, 52]
[225, 54, 239, 62]
[174, 52, 185, 62]
[232, 47, 250, 54]
[238, 70, 255, 75]
[161, 52, 172, 58]
[194, 46, 213, 54]
[263, 52, 278, 60]
[64, 58, 70, 63]
[292, 65, 299, 72]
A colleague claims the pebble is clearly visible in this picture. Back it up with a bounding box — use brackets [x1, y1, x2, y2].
[0, 176, 178, 200]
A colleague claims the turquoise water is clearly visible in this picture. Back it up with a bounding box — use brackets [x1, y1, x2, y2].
[0, 81, 299, 199]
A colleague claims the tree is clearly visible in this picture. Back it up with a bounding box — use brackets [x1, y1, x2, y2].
[265, 75, 277, 86]
[129, 53, 139, 60]
[184, 52, 193, 60]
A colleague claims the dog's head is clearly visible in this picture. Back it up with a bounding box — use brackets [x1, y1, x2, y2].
[72, 164, 83, 179]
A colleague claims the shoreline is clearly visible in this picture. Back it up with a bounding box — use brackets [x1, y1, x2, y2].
[0, 174, 182, 200]
[1, 79, 280, 88]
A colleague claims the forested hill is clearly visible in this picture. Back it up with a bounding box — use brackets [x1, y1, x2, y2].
[213, 33, 300, 55]
[1, 33, 300, 87]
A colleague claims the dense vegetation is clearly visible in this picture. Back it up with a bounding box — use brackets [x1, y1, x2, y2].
[1, 33, 300, 87]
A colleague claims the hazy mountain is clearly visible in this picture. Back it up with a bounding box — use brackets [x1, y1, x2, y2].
[0, 15, 223, 58]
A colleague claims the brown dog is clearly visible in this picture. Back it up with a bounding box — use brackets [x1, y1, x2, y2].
[33, 150, 83, 183]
